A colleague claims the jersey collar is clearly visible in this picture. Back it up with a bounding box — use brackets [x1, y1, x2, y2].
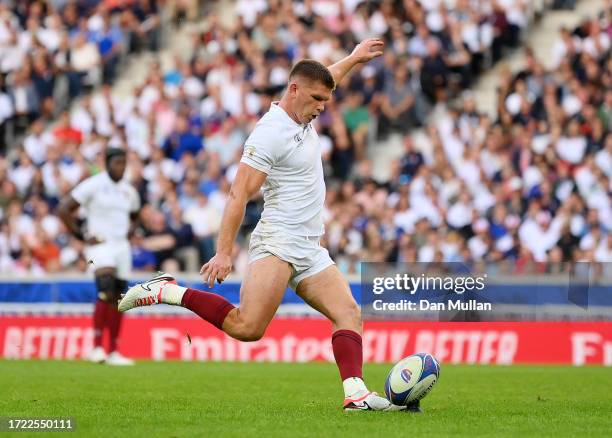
[103, 171, 122, 185]
[271, 102, 306, 128]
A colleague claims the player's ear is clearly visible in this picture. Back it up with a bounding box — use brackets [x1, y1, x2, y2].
[289, 81, 298, 97]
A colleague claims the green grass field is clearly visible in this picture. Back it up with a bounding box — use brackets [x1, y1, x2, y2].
[1, 361, 610, 437]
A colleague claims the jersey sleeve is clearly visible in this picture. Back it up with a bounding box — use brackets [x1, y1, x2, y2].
[70, 177, 97, 206]
[240, 123, 281, 174]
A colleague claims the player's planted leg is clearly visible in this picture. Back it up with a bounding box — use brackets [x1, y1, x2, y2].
[296, 266, 405, 411]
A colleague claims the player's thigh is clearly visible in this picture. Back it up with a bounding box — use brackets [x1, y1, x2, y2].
[238, 255, 292, 329]
[115, 240, 132, 280]
[295, 265, 361, 331]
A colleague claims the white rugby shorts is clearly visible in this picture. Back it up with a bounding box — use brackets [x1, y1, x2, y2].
[84, 239, 132, 280]
[248, 232, 335, 290]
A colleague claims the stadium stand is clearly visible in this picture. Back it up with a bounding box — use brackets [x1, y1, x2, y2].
[0, 1, 167, 144]
[0, 0, 609, 279]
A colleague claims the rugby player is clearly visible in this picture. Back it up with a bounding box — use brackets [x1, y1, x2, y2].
[60, 148, 140, 366]
[120, 39, 408, 410]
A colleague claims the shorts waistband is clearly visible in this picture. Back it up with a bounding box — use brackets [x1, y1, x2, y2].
[252, 232, 322, 242]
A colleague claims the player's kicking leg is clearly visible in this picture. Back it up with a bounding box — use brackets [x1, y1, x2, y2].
[118, 256, 291, 341]
[295, 266, 405, 412]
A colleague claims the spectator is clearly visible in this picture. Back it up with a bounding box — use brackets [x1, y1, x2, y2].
[205, 117, 245, 168]
[183, 192, 222, 264]
[31, 54, 55, 118]
[166, 200, 198, 272]
[398, 135, 424, 182]
[0, 76, 14, 152]
[163, 116, 203, 161]
[130, 229, 157, 272]
[92, 13, 124, 84]
[69, 32, 101, 98]
[9, 67, 40, 127]
[29, 224, 60, 272]
[420, 38, 449, 103]
[377, 63, 417, 138]
[127, 0, 161, 52]
[140, 207, 177, 270]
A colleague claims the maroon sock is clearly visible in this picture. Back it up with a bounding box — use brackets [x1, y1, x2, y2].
[181, 288, 236, 330]
[92, 300, 107, 348]
[106, 303, 123, 353]
[332, 329, 363, 380]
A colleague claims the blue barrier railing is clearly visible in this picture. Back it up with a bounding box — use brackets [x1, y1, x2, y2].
[0, 280, 610, 306]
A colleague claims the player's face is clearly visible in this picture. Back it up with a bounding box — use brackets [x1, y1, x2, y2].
[294, 80, 332, 124]
[108, 156, 127, 182]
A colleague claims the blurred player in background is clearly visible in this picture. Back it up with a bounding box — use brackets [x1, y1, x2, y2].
[60, 148, 140, 366]
[120, 39, 409, 410]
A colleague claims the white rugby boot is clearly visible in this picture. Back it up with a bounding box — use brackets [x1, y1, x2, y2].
[87, 346, 107, 364]
[106, 351, 135, 366]
[343, 390, 406, 412]
[117, 272, 179, 312]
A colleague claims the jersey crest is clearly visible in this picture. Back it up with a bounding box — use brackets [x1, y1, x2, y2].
[244, 145, 256, 157]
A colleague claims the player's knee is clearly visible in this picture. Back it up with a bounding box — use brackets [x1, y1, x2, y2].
[233, 322, 265, 342]
[333, 300, 361, 328]
[95, 274, 127, 302]
[95, 273, 117, 302]
[239, 332, 264, 342]
[346, 300, 362, 324]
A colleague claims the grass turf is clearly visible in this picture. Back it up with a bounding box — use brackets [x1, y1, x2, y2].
[0, 361, 610, 437]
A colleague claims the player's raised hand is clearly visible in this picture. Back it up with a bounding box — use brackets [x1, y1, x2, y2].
[200, 253, 233, 288]
[350, 38, 385, 63]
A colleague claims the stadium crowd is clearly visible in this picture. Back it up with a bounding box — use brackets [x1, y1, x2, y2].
[0, 0, 610, 277]
[0, 0, 164, 147]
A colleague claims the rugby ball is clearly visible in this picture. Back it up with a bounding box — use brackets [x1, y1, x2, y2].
[384, 353, 440, 405]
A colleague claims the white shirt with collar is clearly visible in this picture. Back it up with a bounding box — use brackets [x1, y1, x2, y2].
[71, 171, 140, 241]
[241, 103, 325, 236]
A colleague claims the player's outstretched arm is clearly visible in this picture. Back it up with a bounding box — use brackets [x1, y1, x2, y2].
[200, 163, 267, 287]
[327, 38, 384, 87]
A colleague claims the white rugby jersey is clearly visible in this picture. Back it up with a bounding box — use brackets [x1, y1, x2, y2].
[71, 172, 140, 241]
[241, 103, 326, 236]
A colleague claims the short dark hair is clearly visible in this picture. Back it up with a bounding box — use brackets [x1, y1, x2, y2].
[289, 59, 335, 90]
[105, 147, 126, 166]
